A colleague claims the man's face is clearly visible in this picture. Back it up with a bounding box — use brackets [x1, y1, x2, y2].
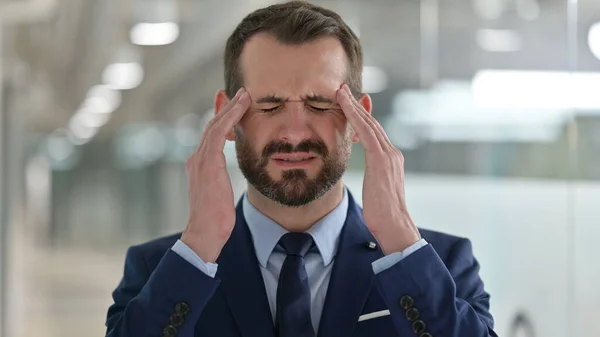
[232, 33, 354, 207]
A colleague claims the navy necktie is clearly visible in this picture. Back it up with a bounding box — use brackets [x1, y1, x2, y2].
[276, 232, 316, 337]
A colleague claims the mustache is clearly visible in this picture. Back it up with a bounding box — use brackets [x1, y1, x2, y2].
[262, 139, 329, 158]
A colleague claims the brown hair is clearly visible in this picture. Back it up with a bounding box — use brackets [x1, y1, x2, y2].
[223, 0, 363, 99]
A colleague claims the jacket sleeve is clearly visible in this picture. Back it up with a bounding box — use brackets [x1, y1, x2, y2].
[372, 238, 498, 337]
[105, 246, 221, 337]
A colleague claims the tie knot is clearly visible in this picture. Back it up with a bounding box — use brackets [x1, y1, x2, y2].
[278, 232, 314, 257]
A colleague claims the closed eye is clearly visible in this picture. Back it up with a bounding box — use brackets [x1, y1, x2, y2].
[260, 106, 282, 113]
[259, 104, 333, 114]
[308, 105, 337, 113]
[308, 106, 329, 112]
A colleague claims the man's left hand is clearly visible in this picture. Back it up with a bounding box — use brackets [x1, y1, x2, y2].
[337, 84, 421, 255]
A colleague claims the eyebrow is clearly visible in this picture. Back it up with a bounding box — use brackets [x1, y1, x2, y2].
[254, 94, 335, 104]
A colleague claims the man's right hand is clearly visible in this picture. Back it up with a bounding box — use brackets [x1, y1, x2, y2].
[181, 87, 250, 263]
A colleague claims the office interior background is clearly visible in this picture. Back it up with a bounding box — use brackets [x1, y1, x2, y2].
[0, 0, 599, 336]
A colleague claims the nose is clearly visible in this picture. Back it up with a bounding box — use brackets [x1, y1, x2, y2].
[278, 102, 313, 144]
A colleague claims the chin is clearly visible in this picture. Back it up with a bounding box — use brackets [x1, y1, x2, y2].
[272, 168, 318, 180]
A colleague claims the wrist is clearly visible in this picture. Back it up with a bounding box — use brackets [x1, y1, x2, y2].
[180, 232, 223, 263]
[374, 228, 421, 255]
[380, 237, 420, 255]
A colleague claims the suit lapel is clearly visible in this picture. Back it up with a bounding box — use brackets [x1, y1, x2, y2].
[317, 194, 385, 337]
[216, 200, 276, 337]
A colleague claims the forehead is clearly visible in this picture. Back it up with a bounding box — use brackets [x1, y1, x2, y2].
[239, 33, 348, 100]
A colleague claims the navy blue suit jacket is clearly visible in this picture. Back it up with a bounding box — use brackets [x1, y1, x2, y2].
[106, 193, 497, 337]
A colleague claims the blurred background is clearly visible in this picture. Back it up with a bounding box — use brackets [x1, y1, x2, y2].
[0, 0, 598, 336]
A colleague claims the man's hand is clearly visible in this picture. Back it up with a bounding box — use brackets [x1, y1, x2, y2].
[181, 87, 250, 263]
[336, 84, 421, 255]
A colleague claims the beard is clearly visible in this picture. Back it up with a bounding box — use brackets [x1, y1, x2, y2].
[235, 129, 351, 207]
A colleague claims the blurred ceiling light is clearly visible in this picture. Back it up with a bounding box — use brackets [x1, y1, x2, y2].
[472, 70, 600, 110]
[83, 85, 121, 114]
[362, 66, 388, 93]
[588, 22, 600, 61]
[102, 62, 144, 90]
[74, 107, 112, 128]
[68, 114, 99, 145]
[66, 132, 91, 146]
[175, 113, 202, 147]
[394, 82, 568, 126]
[132, 125, 166, 163]
[427, 125, 559, 143]
[380, 122, 422, 150]
[130, 22, 179, 46]
[389, 81, 567, 143]
[46, 129, 75, 162]
[472, 0, 504, 20]
[516, 0, 540, 21]
[476, 29, 522, 52]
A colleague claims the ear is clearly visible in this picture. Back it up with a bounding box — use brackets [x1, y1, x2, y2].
[214, 89, 236, 141]
[350, 93, 373, 143]
[358, 93, 373, 114]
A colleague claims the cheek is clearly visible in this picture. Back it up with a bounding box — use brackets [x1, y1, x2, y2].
[238, 129, 272, 157]
[238, 115, 264, 140]
[316, 121, 348, 149]
[326, 113, 350, 139]
[328, 110, 350, 133]
[333, 128, 352, 149]
[241, 111, 276, 133]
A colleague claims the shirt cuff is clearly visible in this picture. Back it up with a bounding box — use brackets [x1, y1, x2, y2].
[171, 239, 219, 278]
[371, 239, 429, 275]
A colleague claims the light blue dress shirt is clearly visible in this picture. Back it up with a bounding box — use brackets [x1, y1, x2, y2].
[172, 188, 428, 333]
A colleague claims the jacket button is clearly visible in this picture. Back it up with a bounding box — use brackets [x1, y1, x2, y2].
[175, 302, 190, 315]
[412, 320, 426, 333]
[420, 333, 433, 337]
[170, 313, 184, 327]
[406, 308, 419, 321]
[400, 295, 414, 309]
[162, 325, 177, 337]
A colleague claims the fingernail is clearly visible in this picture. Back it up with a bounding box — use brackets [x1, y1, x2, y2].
[236, 87, 245, 96]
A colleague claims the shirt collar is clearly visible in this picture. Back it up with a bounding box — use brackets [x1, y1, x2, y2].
[242, 188, 349, 268]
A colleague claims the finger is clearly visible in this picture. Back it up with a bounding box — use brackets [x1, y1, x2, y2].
[205, 92, 250, 153]
[211, 87, 246, 124]
[195, 88, 247, 152]
[214, 91, 250, 134]
[343, 86, 396, 151]
[336, 86, 382, 152]
[342, 85, 397, 152]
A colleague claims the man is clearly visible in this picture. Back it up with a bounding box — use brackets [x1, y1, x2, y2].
[105, 1, 497, 337]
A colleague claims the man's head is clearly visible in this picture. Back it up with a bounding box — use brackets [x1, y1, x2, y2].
[214, 1, 372, 207]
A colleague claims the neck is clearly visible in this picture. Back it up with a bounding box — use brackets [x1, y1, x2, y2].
[246, 181, 345, 232]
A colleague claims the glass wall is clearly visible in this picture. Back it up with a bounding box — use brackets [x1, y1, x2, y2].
[0, 0, 598, 336]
